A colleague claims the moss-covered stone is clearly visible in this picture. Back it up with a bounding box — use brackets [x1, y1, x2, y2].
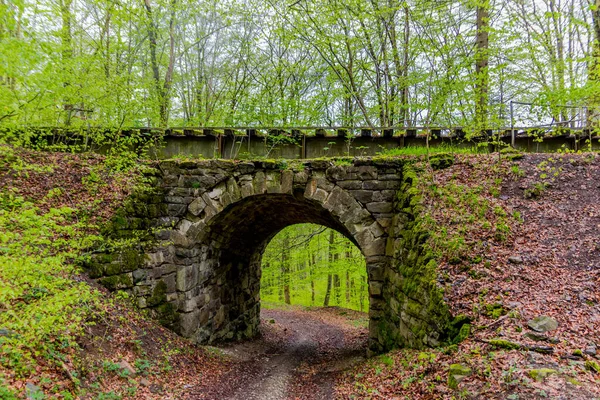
[528, 368, 557, 381]
[98, 273, 133, 290]
[488, 338, 521, 350]
[585, 360, 600, 373]
[156, 302, 178, 328]
[384, 164, 454, 350]
[429, 153, 454, 170]
[447, 364, 472, 389]
[147, 280, 168, 307]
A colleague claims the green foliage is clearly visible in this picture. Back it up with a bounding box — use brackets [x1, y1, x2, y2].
[0, 147, 140, 387]
[0, 193, 100, 376]
[377, 144, 482, 157]
[524, 182, 547, 199]
[134, 359, 152, 376]
[261, 224, 368, 312]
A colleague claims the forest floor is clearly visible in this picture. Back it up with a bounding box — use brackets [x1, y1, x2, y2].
[1, 145, 600, 399]
[336, 152, 600, 399]
[197, 307, 368, 400]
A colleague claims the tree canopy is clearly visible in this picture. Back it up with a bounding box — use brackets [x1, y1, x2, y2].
[1, 0, 599, 130]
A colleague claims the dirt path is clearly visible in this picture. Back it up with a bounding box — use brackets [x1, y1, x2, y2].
[191, 307, 368, 400]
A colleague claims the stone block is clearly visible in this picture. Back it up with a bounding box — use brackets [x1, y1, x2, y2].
[349, 190, 373, 204]
[281, 170, 293, 194]
[363, 237, 386, 257]
[98, 273, 133, 291]
[214, 305, 226, 328]
[312, 188, 329, 203]
[133, 269, 148, 284]
[304, 178, 317, 198]
[163, 273, 177, 293]
[208, 185, 224, 200]
[237, 162, 255, 174]
[368, 265, 385, 281]
[177, 265, 198, 292]
[373, 190, 395, 202]
[170, 231, 192, 248]
[188, 197, 207, 216]
[179, 309, 201, 337]
[316, 177, 334, 192]
[266, 172, 282, 193]
[253, 171, 267, 194]
[179, 295, 198, 313]
[368, 221, 385, 238]
[226, 178, 241, 201]
[162, 174, 179, 186]
[167, 204, 187, 217]
[165, 196, 187, 204]
[337, 180, 362, 190]
[240, 182, 254, 198]
[363, 180, 398, 190]
[367, 202, 393, 213]
[294, 171, 308, 184]
[326, 165, 347, 181]
[369, 281, 383, 296]
[357, 166, 378, 179]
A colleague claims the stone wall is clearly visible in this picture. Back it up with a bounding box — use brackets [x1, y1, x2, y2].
[85, 157, 461, 354]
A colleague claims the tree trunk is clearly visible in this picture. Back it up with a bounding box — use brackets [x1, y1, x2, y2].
[143, 0, 177, 126]
[309, 252, 316, 305]
[590, 0, 600, 126]
[475, 2, 489, 131]
[281, 232, 291, 305]
[345, 270, 350, 305]
[323, 274, 332, 307]
[323, 230, 336, 307]
[60, 0, 73, 124]
[333, 273, 341, 305]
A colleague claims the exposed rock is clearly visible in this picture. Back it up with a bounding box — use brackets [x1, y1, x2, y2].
[447, 364, 471, 389]
[584, 345, 597, 356]
[527, 316, 558, 333]
[118, 360, 136, 376]
[0, 328, 15, 337]
[149, 384, 163, 394]
[528, 368, 557, 381]
[508, 255, 523, 264]
[524, 332, 548, 342]
[429, 153, 454, 170]
[585, 360, 600, 373]
[25, 382, 43, 399]
[140, 378, 151, 387]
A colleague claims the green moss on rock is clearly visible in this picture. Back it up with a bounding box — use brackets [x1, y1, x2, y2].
[429, 153, 454, 170]
[98, 273, 133, 290]
[447, 364, 471, 389]
[488, 338, 521, 350]
[585, 360, 600, 373]
[147, 280, 168, 307]
[157, 302, 178, 328]
[528, 368, 557, 381]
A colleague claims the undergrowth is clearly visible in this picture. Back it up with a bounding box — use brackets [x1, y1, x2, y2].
[377, 143, 486, 157]
[416, 156, 515, 265]
[0, 144, 138, 397]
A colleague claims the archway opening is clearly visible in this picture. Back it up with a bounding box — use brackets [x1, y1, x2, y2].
[194, 190, 383, 349]
[261, 223, 368, 312]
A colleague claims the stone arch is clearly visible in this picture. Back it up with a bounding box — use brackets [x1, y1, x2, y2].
[88, 158, 456, 354]
[167, 163, 391, 353]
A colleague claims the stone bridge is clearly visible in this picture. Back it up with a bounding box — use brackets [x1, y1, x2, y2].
[87, 157, 457, 354]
